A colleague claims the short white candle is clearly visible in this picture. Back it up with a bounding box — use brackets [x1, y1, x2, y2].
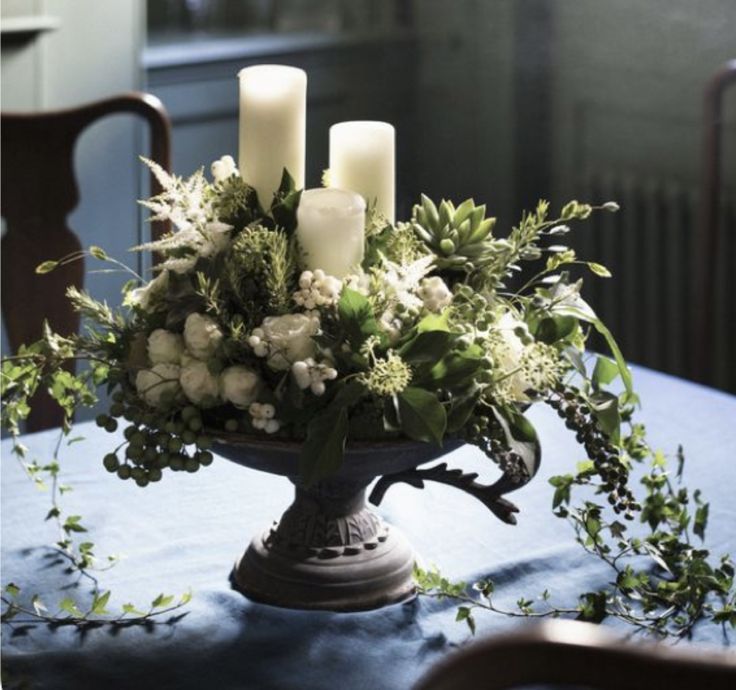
[296, 188, 366, 279]
[238, 65, 307, 207]
[329, 121, 395, 224]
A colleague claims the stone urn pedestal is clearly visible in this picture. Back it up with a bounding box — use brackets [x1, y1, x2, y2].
[213, 434, 532, 612]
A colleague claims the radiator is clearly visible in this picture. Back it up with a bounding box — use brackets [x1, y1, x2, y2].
[574, 173, 735, 393]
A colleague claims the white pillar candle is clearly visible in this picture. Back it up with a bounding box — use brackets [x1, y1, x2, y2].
[238, 65, 307, 207]
[329, 121, 395, 224]
[296, 188, 366, 278]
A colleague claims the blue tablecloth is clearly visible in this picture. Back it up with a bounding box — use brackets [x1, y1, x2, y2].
[2, 364, 735, 689]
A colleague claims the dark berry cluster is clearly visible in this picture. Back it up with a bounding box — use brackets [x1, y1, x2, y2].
[547, 386, 640, 519]
[464, 413, 530, 485]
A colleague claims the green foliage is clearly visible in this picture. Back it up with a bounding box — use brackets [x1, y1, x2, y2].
[224, 224, 297, 325]
[396, 387, 447, 445]
[337, 288, 381, 349]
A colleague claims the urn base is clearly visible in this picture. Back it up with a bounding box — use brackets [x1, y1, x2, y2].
[231, 481, 416, 611]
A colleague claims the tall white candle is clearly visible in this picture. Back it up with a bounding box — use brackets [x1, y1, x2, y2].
[296, 188, 366, 278]
[238, 65, 306, 207]
[329, 121, 395, 224]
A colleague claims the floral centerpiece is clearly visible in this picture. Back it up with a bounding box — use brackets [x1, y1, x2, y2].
[2, 66, 734, 632]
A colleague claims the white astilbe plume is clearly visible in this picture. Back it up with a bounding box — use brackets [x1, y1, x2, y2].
[376, 253, 435, 311]
[135, 157, 232, 273]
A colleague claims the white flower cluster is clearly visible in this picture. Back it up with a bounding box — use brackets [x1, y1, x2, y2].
[417, 276, 452, 312]
[249, 402, 280, 434]
[135, 312, 261, 411]
[292, 269, 342, 309]
[248, 313, 320, 371]
[484, 312, 560, 405]
[136, 158, 232, 274]
[125, 270, 170, 312]
[291, 358, 338, 396]
[210, 155, 239, 183]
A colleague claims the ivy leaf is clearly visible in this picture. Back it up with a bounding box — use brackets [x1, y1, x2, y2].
[300, 406, 349, 485]
[399, 330, 454, 364]
[592, 356, 619, 388]
[492, 406, 542, 480]
[576, 591, 608, 623]
[590, 391, 621, 444]
[446, 390, 481, 433]
[91, 590, 111, 615]
[59, 597, 84, 618]
[552, 297, 632, 396]
[337, 288, 380, 348]
[151, 593, 174, 609]
[422, 347, 483, 389]
[122, 603, 146, 616]
[694, 502, 710, 541]
[397, 387, 446, 445]
[416, 311, 450, 333]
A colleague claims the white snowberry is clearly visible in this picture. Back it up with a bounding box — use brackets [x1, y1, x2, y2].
[418, 276, 452, 312]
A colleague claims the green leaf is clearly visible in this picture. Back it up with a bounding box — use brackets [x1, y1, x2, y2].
[535, 315, 577, 344]
[300, 406, 349, 485]
[152, 593, 175, 609]
[59, 597, 84, 618]
[424, 347, 483, 389]
[179, 591, 193, 605]
[446, 391, 481, 433]
[397, 387, 446, 445]
[337, 288, 379, 348]
[592, 356, 619, 388]
[552, 299, 633, 395]
[399, 330, 454, 364]
[45, 507, 61, 521]
[91, 590, 111, 615]
[35, 260, 59, 274]
[122, 603, 146, 616]
[590, 391, 621, 444]
[416, 311, 450, 333]
[5, 583, 20, 597]
[492, 406, 542, 480]
[694, 502, 710, 541]
[576, 591, 608, 623]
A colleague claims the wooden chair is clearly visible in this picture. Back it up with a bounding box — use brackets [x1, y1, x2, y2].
[415, 620, 736, 690]
[1, 92, 171, 432]
[692, 60, 736, 385]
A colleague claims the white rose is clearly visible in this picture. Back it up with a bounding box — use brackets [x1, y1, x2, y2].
[220, 365, 262, 409]
[495, 312, 533, 402]
[135, 363, 181, 408]
[183, 312, 224, 360]
[260, 313, 319, 371]
[211, 155, 238, 183]
[180, 360, 221, 407]
[147, 329, 184, 364]
[125, 270, 169, 312]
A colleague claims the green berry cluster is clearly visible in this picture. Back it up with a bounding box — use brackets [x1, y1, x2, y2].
[96, 391, 215, 487]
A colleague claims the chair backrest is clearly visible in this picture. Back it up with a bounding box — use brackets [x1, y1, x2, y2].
[1, 92, 171, 432]
[692, 60, 736, 385]
[415, 620, 736, 690]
